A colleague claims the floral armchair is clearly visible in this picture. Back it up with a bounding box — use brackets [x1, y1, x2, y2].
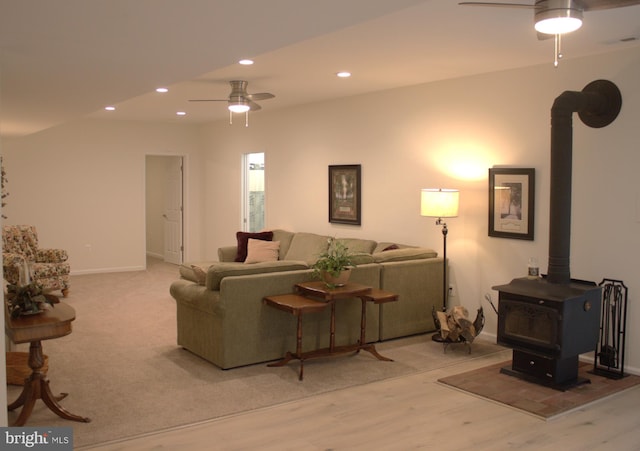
[2, 225, 70, 297]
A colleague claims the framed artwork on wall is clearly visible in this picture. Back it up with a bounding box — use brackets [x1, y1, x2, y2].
[489, 167, 535, 240]
[329, 164, 361, 225]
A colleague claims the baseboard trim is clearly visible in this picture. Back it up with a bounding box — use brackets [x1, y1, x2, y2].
[71, 265, 146, 275]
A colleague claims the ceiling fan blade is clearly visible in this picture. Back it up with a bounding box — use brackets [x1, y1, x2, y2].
[246, 92, 275, 101]
[580, 0, 640, 10]
[458, 1, 533, 8]
[248, 100, 262, 111]
[188, 99, 227, 102]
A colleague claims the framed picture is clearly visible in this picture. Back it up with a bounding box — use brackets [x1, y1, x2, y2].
[329, 164, 361, 225]
[489, 168, 535, 240]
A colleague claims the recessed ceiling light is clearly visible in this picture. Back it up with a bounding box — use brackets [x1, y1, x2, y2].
[336, 71, 351, 78]
[239, 59, 254, 65]
[104, 106, 115, 111]
[176, 111, 186, 116]
[156, 87, 169, 93]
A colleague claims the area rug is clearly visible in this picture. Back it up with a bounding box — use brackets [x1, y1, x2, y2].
[438, 360, 640, 420]
[5, 259, 507, 448]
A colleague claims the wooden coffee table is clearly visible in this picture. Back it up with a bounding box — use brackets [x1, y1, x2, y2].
[263, 281, 398, 380]
[5, 300, 91, 426]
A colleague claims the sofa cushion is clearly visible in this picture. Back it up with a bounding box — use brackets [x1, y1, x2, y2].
[271, 229, 295, 260]
[372, 247, 437, 263]
[283, 232, 330, 265]
[235, 231, 273, 262]
[334, 238, 377, 254]
[207, 261, 309, 290]
[349, 252, 375, 265]
[244, 239, 280, 264]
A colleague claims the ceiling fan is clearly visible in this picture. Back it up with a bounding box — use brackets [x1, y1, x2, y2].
[189, 80, 275, 126]
[459, 0, 640, 66]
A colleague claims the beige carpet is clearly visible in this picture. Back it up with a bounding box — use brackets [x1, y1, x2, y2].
[6, 258, 506, 448]
[438, 360, 640, 420]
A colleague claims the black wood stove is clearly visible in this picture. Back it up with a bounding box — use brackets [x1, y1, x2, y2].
[493, 277, 601, 388]
[493, 80, 622, 390]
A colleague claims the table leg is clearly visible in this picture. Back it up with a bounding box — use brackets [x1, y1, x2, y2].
[8, 340, 91, 426]
[267, 313, 305, 380]
[355, 297, 394, 362]
[40, 378, 91, 423]
[296, 313, 304, 380]
[359, 299, 367, 347]
[329, 302, 336, 352]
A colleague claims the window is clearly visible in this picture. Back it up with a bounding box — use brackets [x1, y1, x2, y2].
[242, 152, 265, 232]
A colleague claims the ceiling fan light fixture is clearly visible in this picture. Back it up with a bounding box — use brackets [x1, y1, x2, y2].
[534, 1, 583, 35]
[535, 15, 582, 34]
[228, 101, 250, 113]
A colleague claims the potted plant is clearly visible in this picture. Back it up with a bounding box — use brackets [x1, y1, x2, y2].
[6, 282, 56, 318]
[312, 238, 356, 288]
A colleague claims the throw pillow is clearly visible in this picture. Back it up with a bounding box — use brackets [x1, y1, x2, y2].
[244, 239, 280, 264]
[235, 231, 273, 262]
[191, 265, 207, 285]
[383, 244, 399, 251]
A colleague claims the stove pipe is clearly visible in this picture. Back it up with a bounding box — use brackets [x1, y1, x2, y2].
[547, 80, 621, 284]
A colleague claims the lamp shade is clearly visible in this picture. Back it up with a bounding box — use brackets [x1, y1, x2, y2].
[421, 188, 459, 218]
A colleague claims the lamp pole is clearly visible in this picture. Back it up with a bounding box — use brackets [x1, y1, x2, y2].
[438, 218, 448, 312]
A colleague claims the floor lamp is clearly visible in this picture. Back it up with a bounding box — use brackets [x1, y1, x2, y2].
[420, 188, 459, 313]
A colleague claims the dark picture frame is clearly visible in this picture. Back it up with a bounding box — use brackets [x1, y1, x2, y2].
[489, 168, 535, 240]
[329, 164, 361, 225]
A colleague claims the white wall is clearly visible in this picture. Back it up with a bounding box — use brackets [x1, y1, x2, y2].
[200, 46, 640, 371]
[2, 120, 205, 272]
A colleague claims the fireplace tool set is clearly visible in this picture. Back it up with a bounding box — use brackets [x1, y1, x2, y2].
[591, 279, 628, 379]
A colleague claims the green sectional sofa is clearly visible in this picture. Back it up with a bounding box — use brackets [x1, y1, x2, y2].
[169, 229, 444, 369]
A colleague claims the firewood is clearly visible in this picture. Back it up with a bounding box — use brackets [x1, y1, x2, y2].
[437, 311, 450, 339]
[436, 305, 482, 343]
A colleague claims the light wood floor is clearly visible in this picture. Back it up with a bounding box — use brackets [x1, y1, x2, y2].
[81, 348, 640, 451]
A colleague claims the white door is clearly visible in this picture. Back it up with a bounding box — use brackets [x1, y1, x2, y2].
[163, 157, 183, 264]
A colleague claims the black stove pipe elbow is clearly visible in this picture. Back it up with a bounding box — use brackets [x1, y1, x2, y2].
[547, 80, 621, 284]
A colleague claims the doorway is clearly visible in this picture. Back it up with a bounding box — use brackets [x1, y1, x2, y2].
[243, 152, 265, 232]
[145, 155, 184, 265]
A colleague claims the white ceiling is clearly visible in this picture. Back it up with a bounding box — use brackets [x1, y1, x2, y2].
[1, 0, 639, 137]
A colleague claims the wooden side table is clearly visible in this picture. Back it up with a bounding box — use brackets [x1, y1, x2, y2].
[263, 294, 330, 380]
[356, 288, 399, 361]
[5, 301, 91, 426]
[264, 282, 399, 380]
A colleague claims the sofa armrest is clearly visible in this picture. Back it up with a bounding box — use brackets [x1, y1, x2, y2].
[378, 258, 444, 339]
[372, 247, 437, 263]
[218, 246, 238, 262]
[36, 248, 68, 263]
